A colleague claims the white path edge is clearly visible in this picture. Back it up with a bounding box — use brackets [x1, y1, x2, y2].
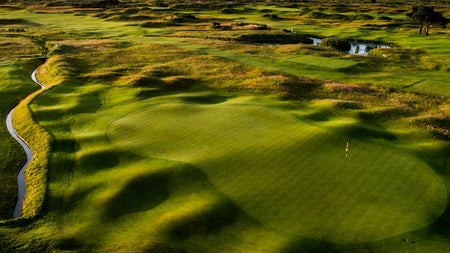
[6, 68, 46, 218]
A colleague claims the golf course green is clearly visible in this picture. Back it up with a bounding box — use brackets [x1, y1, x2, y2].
[1, 1, 449, 252]
[107, 95, 446, 243]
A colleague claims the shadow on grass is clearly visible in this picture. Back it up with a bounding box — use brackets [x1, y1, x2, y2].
[282, 237, 339, 253]
[135, 76, 202, 100]
[98, 161, 241, 242]
[32, 82, 104, 121]
[51, 137, 77, 153]
[144, 242, 187, 253]
[0, 18, 41, 26]
[343, 122, 397, 141]
[279, 75, 323, 100]
[421, 144, 450, 236]
[77, 150, 123, 172]
[102, 170, 170, 221]
[53, 236, 89, 252]
[168, 197, 240, 241]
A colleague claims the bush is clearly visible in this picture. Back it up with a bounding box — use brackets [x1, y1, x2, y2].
[308, 11, 350, 20]
[233, 23, 268, 30]
[263, 14, 280, 20]
[170, 13, 197, 23]
[221, 8, 235, 14]
[237, 33, 313, 44]
[352, 14, 374, 20]
[320, 38, 351, 52]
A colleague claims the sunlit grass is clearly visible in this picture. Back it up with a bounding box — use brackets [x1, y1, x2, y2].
[284, 54, 359, 69]
[0, 2, 449, 253]
[108, 94, 446, 243]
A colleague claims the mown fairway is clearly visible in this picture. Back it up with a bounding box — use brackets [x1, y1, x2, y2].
[1, 1, 449, 252]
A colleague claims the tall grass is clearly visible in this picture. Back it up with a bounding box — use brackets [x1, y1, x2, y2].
[11, 86, 51, 218]
[0, 63, 39, 220]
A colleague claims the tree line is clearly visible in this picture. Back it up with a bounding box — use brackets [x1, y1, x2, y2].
[407, 6, 448, 36]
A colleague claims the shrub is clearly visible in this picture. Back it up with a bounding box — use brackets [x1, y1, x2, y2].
[352, 14, 374, 20]
[238, 33, 313, 44]
[233, 23, 268, 30]
[221, 8, 235, 14]
[163, 76, 197, 90]
[308, 12, 350, 20]
[263, 14, 280, 20]
[378, 16, 393, 21]
[320, 38, 351, 52]
[141, 22, 165, 28]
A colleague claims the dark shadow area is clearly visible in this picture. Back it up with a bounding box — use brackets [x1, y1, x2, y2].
[279, 75, 323, 100]
[102, 171, 170, 220]
[0, 18, 41, 26]
[143, 242, 187, 253]
[237, 33, 313, 44]
[136, 77, 201, 100]
[77, 150, 122, 172]
[49, 184, 100, 214]
[420, 144, 450, 237]
[300, 110, 332, 122]
[51, 137, 77, 153]
[168, 198, 240, 241]
[341, 122, 397, 141]
[282, 237, 339, 253]
[358, 107, 414, 121]
[137, 88, 166, 99]
[143, 65, 183, 78]
[52, 236, 88, 252]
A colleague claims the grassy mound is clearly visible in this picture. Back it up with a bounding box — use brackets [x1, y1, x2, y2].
[107, 95, 446, 243]
[0, 64, 39, 220]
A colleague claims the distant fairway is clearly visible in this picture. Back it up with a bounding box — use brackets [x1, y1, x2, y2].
[404, 78, 450, 97]
[108, 94, 446, 243]
[285, 55, 359, 69]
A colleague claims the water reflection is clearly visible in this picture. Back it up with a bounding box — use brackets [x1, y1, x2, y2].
[309, 37, 390, 55]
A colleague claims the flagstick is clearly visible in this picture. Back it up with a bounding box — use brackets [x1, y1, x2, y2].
[346, 141, 349, 159]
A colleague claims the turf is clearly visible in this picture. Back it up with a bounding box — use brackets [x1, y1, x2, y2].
[107, 95, 446, 243]
[284, 55, 360, 69]
[21, 75, 448, 251]
[0, 2, 449, 253]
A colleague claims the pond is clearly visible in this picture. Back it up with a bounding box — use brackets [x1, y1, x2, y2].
[309, 37, 390, 55]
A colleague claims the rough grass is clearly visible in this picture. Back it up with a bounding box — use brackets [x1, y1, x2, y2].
[12, 85, 51, 218]
[0, 2, 449, 253]
[285, 54, 359, 69]
[1, 3, 448, 95]
[0, 64, 39, 220]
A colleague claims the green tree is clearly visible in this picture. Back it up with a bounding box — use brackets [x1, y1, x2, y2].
[407, 6, 448, 36]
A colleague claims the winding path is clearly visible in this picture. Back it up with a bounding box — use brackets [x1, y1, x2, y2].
[6, 68, 46, 218]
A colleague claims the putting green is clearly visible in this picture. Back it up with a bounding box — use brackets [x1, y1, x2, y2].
[107, 95, 447, 243]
